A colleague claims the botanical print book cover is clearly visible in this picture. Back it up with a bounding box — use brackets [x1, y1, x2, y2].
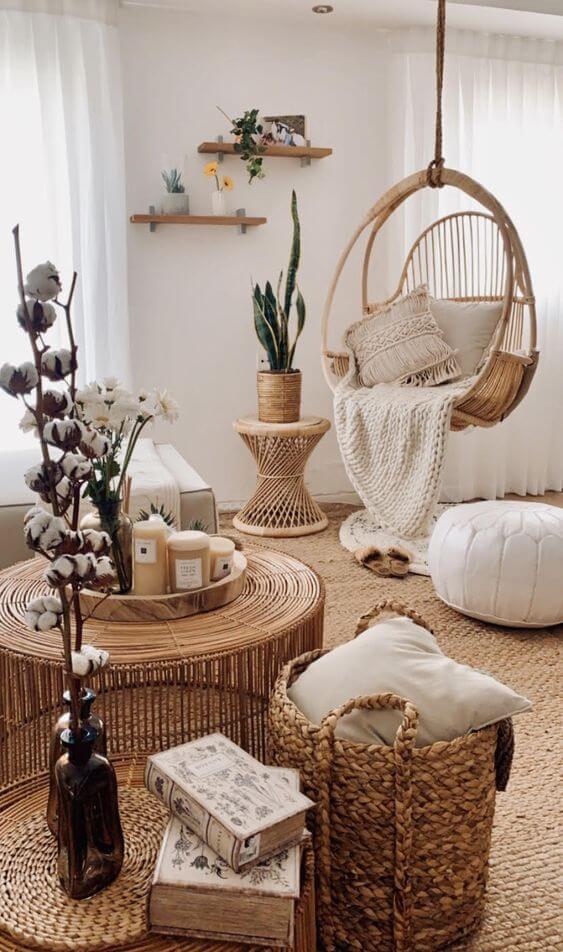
[147, 733, 312, 836]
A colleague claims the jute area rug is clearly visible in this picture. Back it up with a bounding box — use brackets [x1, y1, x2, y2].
[223, 503, 562, 951]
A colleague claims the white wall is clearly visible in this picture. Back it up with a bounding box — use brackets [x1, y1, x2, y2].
[119, 6, 388, 505]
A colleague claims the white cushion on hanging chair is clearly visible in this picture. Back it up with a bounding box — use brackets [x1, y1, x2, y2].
[428, 501, 563, 627]
[430, 298, 504, 375]
[345, 286, 461, 388]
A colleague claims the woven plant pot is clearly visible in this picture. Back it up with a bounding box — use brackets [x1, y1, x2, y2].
[267, 600, 514, 952]
[257, 370, 302, 423]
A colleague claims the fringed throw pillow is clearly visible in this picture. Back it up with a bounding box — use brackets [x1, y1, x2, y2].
[346, 285, 461, 388]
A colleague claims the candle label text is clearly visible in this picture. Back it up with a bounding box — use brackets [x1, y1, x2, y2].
[175, 557, 203, 590]
[135, 538, 157, 564]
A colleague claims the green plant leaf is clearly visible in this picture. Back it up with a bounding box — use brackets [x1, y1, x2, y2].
[253, 283, 279, 369]
[288, 287, 306, 370]
[284, 190, 300, 318]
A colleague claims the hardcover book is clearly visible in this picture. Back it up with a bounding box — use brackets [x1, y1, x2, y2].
[145, 733, 314, 872]
[149, 770, 307, 947]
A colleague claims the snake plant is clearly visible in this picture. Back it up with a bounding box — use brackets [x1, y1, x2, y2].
[252, 190, 305, 372]
[161, 168, 185, 193]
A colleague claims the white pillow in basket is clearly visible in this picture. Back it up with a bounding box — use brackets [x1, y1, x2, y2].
[287, 615, 531, 748]
[429, 298, 504, 375]
[345, 285, 461, 388]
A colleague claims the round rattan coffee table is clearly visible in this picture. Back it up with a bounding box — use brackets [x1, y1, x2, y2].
[233, 416, 331, 537]
[0, 756, 316, 952]
[0, 551, 324, 788]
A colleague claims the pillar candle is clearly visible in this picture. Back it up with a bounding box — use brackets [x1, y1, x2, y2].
[167, 530, 210, 593]
[133, 516, 169, 596]
[209, 537, 235, 581]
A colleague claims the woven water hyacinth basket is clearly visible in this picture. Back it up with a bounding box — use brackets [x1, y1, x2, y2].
[268, 600, 514, 952]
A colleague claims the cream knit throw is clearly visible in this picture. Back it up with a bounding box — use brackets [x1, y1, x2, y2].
[334, 367, 473, 538]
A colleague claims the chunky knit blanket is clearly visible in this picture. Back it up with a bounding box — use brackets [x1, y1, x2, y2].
[334, 371, 473, 538]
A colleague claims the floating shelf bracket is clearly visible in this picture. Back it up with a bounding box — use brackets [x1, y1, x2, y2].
[236, 208, 247, 234]
[301, 141, 312, 168]
[148, 205, 157, 232]
[216, 135, 225, 163]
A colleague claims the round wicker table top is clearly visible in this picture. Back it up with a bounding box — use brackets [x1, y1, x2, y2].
[0, 550, 323, 665]
[0, 757, 312, 952]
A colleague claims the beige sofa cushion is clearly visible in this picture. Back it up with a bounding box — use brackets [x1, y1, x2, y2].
[288, 614, 531, 748]
[429, 298, 503, 375]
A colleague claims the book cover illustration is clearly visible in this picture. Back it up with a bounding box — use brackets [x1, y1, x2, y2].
[149, 733, 313, 837]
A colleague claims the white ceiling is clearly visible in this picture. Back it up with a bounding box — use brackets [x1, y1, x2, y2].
[120, 0, 563, 40]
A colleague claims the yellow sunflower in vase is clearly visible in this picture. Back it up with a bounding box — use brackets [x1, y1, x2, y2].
[204, 163, 234, 216]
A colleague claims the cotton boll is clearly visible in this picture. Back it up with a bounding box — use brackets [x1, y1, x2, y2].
[45, 555, 76, 587]
[17, 299, 57, 334]
[61, 452, 92, 482]
[82, 529, 111, 555]
[51, 528, 85, 556]
[25, 461, 64, 494]
[42, 389, 73, 419]
[92, 555, 115, 588]
[23, 505, 51, 528]
[73, 552, 97, 582]
[80, 428, 111, 459]
[19, 408, 38, 435]
[24, 594, 63, 631]
[24, 262, 62, 302]
[41, 349, 76, 381]
[44, 419, 84, 451]
[0, 361, 39, 397]
[71, 644, 110, 677]
[54, 477, 74, 513]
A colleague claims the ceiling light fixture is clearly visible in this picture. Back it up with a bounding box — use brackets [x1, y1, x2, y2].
[312, 4, 334, 13]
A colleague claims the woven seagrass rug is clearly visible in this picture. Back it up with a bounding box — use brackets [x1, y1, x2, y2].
[224, 502, 562, 952]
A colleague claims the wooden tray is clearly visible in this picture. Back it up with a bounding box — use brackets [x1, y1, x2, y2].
[80, 552, 247, 623]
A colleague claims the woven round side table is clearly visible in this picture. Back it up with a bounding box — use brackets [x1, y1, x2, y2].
[0, 756, 317, 952]
[0, 551, 324, 788]
[233, 416, 331, 537]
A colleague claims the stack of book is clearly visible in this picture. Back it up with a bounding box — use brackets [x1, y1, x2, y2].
[145, 733, 315, 948]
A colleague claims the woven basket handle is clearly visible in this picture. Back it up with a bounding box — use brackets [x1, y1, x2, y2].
[314, 693, 419, 952]
[355, 599, 436, 638]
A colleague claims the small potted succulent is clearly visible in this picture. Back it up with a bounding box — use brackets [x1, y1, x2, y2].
[253, 190, 305, 423]
[160, 167, 189, 215]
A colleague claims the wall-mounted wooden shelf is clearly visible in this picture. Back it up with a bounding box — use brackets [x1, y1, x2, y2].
[130, 207, 267, 234]
[198, 138, 332, 167]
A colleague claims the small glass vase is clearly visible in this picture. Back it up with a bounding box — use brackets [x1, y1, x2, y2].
[46, 688, 106, 837]
[211, 189, 227, 216]
[91, 497, 133, 593]
[56, 724, 124, 899]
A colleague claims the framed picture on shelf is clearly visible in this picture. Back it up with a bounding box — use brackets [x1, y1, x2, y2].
[262, 115, 308, 147]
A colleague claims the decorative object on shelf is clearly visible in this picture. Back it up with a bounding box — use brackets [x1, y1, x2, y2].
[0, 550, 324, 778]
[160, 167, 189, 214]
[262, 114, 307, 147]
[233, 417, 330, 537]
[76, 380, 179, 593]
[217, 105, 266, 183]
[268, 599, 516, 952]
[203, 160, 234, 215]
[1, 226, 123, 899]
[46, 687, 105, 836]
[254, 190, 305, 423]
[429, 501, 563, 627]
[131, 206, 266, 235]
[56, 724, 124, 899]
[132, 514, 170, 596]
[0, 757, 318, 952]
[166, 529, 211, 592]
[145, 734, 313, 872]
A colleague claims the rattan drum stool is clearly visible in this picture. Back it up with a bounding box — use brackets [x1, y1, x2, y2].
[0, 550, 324, 787]
[233, 416, 331, 537]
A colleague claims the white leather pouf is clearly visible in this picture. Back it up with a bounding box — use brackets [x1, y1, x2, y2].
[428, 501, 563, 627]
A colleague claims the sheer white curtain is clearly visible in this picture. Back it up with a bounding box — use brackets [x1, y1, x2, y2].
[0, 0, 129, 448]
[384, 28, 563, 500]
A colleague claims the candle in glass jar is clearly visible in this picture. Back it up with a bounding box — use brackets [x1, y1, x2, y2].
[167, 530, 210, 592]
[209, 537, 235, 581]
[133, 516, 169, 596]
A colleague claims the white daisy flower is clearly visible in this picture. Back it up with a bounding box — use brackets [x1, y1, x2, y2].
[19, 408, 38, 435]
[152, 389, 180, 424]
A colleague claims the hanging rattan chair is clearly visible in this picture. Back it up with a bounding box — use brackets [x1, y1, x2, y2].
[321, 4, 538, 431]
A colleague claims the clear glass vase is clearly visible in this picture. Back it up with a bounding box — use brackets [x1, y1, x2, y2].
[92, 497, 133, 593]
[56, 725, 124, 899]
[46, 688, 106, 836]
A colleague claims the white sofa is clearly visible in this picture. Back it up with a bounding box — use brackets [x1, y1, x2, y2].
[0, 442, 217, 570]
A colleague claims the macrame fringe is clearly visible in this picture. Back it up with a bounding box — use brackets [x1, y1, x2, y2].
[399, 351, 462, 388]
